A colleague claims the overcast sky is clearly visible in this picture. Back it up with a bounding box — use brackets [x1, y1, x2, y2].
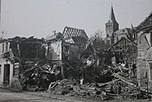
[1, 0, 152, 38]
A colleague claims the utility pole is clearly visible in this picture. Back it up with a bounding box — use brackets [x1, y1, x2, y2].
[0, 0, 1, 23]
[0, 0, 2, 39]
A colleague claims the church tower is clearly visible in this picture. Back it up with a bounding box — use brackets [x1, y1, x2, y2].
[105, 5, 119, 44]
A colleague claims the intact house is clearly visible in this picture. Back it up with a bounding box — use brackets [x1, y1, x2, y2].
[0, 36, 46, 87]
[136, 12, 152, 90]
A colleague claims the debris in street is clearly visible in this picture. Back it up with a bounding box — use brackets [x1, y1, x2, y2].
[47, 79, 112, 100]
[46, 62, 152, 100]
[21, 60, 62, 91]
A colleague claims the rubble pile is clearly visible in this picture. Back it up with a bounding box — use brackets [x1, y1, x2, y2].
[48, 79, 112, 100]
[63, 61, 83, 80]
[46, 63, 151, 100]
[47, 78, 149, 100]
[21, 60, 62, 91]
[85, 65, 114, 83]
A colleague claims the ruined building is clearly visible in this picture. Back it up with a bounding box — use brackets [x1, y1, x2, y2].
[46, 26, 88, 79]
[136, 12, 152, 90]
[114, 27, 137, 43]
[0, 36, 46, 86]
[46, 26, 88, 63]
[107, 28, 137, 65]
[108, 37, 137, 65]
[62, 26, 88, 61]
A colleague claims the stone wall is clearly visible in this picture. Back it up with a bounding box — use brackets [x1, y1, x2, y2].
[137, 31, 152, 90]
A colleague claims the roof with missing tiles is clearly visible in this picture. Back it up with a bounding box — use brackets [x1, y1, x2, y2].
[63, 26, 88, 44]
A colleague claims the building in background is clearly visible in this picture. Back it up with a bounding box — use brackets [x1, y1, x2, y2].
[104, 6, 137, 66]
[105, 6, 119, 46]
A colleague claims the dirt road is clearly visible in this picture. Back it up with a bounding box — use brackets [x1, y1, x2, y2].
[0, 87, 62, 102]
[0, 87, 101, 102]
[0, 87, 151, 102]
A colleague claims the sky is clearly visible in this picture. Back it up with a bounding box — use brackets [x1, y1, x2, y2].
[1, 0, 152, 38]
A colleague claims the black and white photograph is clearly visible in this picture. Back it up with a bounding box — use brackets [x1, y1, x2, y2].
[0, 0, 152, 102]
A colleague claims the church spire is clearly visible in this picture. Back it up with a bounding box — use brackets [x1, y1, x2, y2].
[105, 5, 119, 45]
[109, 5, 117, 22]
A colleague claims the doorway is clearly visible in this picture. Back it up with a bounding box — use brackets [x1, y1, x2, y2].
[3, 64, 10, 85]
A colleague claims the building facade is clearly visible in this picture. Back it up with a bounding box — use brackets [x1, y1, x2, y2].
[0, 37, 46, 87]
[0, 40, 14, 86]
[136, 12, 152, 90]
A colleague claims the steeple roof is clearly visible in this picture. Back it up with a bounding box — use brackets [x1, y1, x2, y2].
[109, 5, 117, 22]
